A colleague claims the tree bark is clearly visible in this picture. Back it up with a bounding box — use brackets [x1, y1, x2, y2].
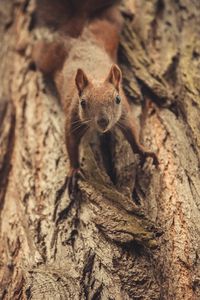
[0, 0, 200, 299]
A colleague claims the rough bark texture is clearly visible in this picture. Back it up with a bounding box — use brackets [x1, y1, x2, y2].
[0, 0, 200, 299]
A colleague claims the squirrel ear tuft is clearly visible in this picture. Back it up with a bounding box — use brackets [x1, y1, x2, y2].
[106, 64, 122, 91]
[75, 68, 89, 95]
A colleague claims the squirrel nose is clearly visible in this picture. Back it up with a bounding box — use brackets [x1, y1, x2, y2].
[97, 117, 109, 130]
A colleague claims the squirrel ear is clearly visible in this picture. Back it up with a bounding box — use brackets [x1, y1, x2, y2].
[106, 64, 122, 91]
[75, 68, 89, 95]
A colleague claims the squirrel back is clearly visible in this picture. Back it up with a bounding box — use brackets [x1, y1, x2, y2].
[36, 0, 121, 37]
[33, 1, 123, 77]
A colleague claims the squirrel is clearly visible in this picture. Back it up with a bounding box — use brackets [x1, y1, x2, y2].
[33, 1, 158, 195]
[36, 0, 122, 38]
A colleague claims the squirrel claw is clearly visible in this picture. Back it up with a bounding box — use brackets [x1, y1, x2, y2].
[67, 168, 80, 199]
[77, 168, 86, 180]
[148, 152, 159, 167]
[67, 167, 85, 198]
[140, 151, 159, 167]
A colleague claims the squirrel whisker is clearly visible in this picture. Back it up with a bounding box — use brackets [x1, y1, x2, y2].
[71, 119, 91, 125]
[70, 120, 91, 134]
[116, 121, 127, 131]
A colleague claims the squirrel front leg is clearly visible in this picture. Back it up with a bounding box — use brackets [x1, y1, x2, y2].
[118, 116, 159, 166]
[65, 118, 87, 195]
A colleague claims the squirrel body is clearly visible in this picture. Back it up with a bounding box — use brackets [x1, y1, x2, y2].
[33, 2, 158, 193]
[36, 0, 122, 37]
[54, 22, 125, 170]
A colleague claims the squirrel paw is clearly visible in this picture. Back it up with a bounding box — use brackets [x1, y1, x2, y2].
[141, 151, 159, 167]
[67, 168, 85, 198]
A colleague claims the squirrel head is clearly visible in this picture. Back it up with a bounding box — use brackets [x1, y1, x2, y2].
[75, 64, 123, 133]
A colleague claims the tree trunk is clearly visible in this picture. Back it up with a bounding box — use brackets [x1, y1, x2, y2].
[0, 0, 200, 299]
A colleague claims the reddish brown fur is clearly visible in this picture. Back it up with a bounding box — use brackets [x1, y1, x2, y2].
[33, 0, 158, 192]
[32, 40, 67, 75]
[36, 0, 121, 37]
[88, 19, 121, 60]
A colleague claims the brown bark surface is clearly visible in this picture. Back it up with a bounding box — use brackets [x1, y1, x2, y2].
[0, 0, 200, 299]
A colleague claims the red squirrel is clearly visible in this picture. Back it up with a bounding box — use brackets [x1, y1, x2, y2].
[36, 0, 121, 37]
[33, 2, 158, 194]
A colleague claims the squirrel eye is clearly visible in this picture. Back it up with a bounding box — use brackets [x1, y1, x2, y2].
[115, 95, 121, 104]
[80, 99, 86, 108]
